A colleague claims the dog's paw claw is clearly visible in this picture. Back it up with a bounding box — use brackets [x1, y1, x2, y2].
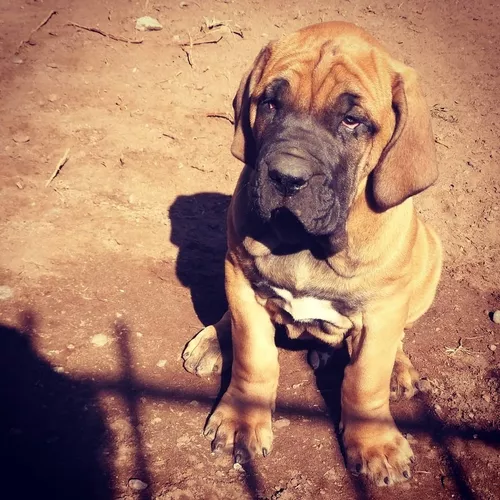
[204, 397, 273, 463]
[344, 426, 414, 486]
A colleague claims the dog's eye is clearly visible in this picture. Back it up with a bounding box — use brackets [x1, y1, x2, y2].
[342, 115, 361, 129]
[260, 98, 278, 112]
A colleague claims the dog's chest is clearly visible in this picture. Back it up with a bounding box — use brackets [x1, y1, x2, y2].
[270, 286, 352, 328]
[251, 253, 357, 344]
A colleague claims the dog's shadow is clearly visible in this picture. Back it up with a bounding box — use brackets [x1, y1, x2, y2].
[169, 192, 231, 327]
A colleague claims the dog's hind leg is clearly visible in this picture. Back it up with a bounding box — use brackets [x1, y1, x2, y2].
[182, 311, 232, 376]
[389, 340, 420, 401]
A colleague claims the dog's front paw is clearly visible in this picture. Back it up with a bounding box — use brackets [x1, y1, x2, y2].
[204, 393, 273, 463]
[343, 423, 414, 486]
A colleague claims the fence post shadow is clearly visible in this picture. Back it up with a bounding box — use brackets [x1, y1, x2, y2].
[0, 311, 114, 500]
[113, 320, 153, 500]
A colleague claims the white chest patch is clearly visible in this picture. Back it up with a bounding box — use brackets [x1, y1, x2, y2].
[271, 287, 352, 329]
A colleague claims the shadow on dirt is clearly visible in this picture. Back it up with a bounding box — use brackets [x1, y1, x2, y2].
[113, 320, 153, 500]
[0, 311, 114, 500]
[314, 348, 500, 500]
[169, 192, 231, 326]
[4, 309, 499, 499]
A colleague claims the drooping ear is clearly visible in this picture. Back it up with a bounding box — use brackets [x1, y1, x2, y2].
[231, 46, 273, 165]
[371, 66, 438, 210]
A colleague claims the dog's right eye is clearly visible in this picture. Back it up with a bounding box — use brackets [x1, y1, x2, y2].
[259, 98, 278, 111]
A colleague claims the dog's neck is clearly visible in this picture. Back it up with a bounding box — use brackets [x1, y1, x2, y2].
[238, 191, 416, 282]
[327, 191, 416, 278]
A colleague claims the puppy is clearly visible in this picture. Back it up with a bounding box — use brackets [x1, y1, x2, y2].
[183, 21, 442, 486]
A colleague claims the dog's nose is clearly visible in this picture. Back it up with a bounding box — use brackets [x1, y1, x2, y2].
[265, 150, 314, 196]
[269, 169, 309, 196]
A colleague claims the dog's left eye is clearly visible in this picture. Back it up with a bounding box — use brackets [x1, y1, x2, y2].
[342, 115, 361, 129]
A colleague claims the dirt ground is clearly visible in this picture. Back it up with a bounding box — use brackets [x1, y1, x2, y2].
[0, 0, 499, 498]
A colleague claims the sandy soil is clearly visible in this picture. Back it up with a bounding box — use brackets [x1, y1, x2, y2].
[0, 0, 499, 499]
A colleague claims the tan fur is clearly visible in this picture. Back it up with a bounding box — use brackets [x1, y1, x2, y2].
[183, 21, 442, 487]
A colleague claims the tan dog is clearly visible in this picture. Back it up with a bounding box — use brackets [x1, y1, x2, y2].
[182, 21, 442, 486]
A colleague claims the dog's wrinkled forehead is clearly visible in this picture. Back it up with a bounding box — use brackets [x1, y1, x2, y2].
[252, 26, 394, 124]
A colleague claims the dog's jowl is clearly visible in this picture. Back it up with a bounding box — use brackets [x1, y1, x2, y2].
[182, 21, 442, 487]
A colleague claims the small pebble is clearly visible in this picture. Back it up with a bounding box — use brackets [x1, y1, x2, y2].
[48, 94, 58, 102]
[156, 359, 167, 368]
[433, 404, 444, 418]
[417, 379, 432, 393]
[274, 418, 291, 430]
[0, 285, 14, 300]
[482, 394, 491, 403]
[323, 468, 338, 480]
[12, 57, 23, 64]
[135, 16, 163, 31]
[53, 366, 65, 373]
[91, 333, 109, 347]
[233, 463, 244, 472]
[128, 478, 148, 491]
[176, 434, 191, 447]
[492, 310, 500, 324]
[151, 417, 162, 424]
[406, 433, 417, 444]
[489, 344, 497, 352]
[12, 133, 30, 143]
[47, 62, 58, 68]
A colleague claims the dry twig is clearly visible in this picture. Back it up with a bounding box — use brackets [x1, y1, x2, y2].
[202, 17, 243, 38]
[45, 148, 70, 187]
[434, 138, 450, 149]
[206, 112, 234, 125]
[444, 337, 477, 357]
[17, 10, 57, 53]
[162, 132, 178, 140]
[189, 165, 214, 173]
[180, 36, 223, 47]
[181, 31, 194, 67]
[151, 270, 169, 283]
[67, 22, 143, 44]
[181, 46, 193, 67]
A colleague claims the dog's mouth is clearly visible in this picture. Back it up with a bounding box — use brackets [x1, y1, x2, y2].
[266, 206, 346, 257]
[269, 207, 308, 244]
